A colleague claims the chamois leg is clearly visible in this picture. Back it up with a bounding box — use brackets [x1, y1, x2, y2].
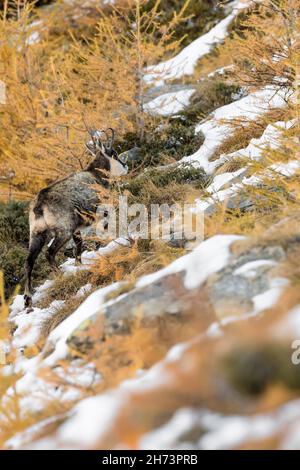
[46, 232, 71, 272]
[24, 231, 47, 308]
[73, 232, 83, 262]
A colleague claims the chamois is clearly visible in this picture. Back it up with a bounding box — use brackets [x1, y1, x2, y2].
[24, 129, 128, 308]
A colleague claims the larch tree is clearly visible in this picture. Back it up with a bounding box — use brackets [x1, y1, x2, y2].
[0, 0, 190, 199]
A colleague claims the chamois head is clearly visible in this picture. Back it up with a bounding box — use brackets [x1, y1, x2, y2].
[86, 128, 128, 177]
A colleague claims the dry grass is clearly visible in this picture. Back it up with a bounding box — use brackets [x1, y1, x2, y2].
[37, 270, 93, 309]
[178, 77, 241, 122]
[35, 270, 95, 339]
[90, 240, 185, 287]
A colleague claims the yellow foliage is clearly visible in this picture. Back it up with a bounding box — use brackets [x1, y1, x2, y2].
[0, 272, 23, 446]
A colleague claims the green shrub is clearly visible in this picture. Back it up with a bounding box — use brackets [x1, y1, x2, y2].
[124, 163, 208, 207]
[0, 201, 29, 246]
[0, 200, 53, 296]
[142, 0, 226, 47]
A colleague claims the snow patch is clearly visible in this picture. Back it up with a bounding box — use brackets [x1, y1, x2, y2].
[270, 160, 300, 177]
[136, 234, 244, 290]
[12, 300, 64, 349]
[275, 304, 300, 338]
[199, 400, 300, 450]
